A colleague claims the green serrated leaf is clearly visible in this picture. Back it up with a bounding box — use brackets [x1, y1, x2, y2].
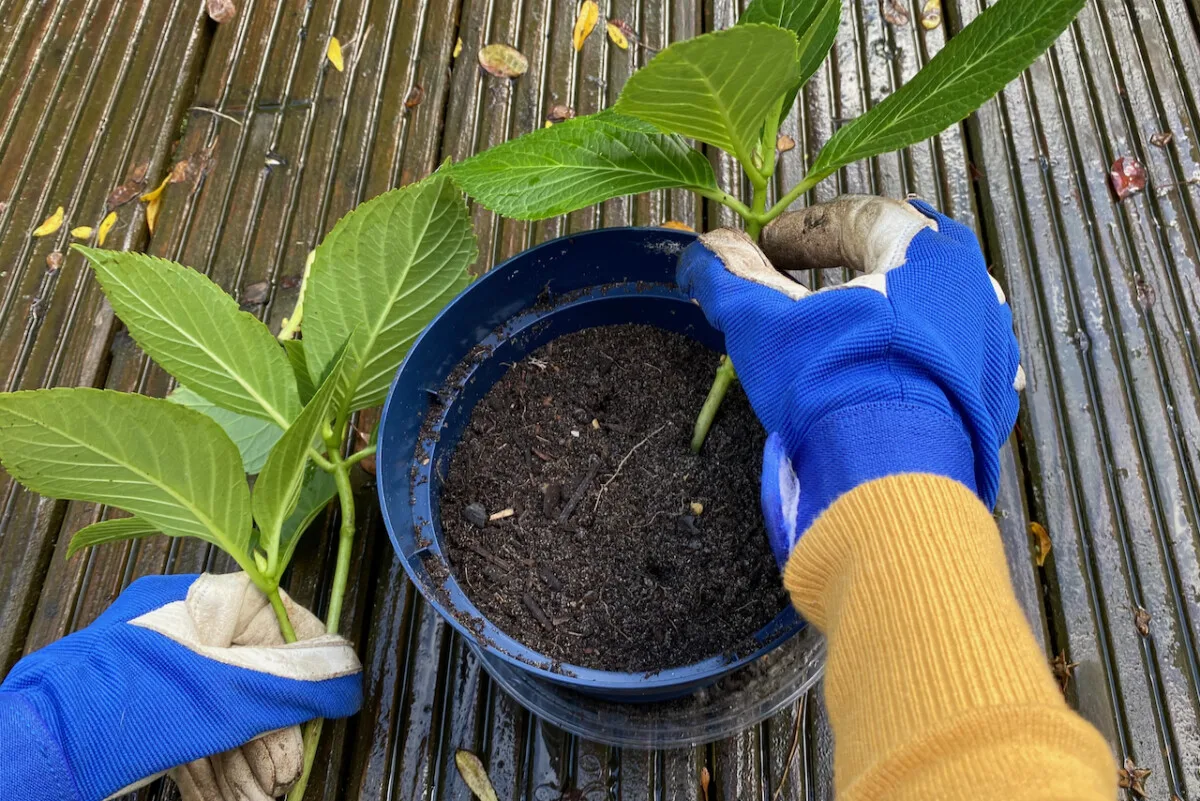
[283, 340, 316, 404]
[740, 0, 841, 119]
[168, 385, 283, 474]
[73, 246, 301, 427]
[450, 111, 717, 220]
[613, 25, 800, 165]
[277, 465, 337, 573]
[67, 516, 159, 560]
[0, 389, 255, 572]
[305, 173, 477, 411]
[808, 0, 1084, 184]
[253, 347, 351, 572]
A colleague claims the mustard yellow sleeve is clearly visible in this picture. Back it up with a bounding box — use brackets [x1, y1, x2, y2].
[784, 474, 1115, 801]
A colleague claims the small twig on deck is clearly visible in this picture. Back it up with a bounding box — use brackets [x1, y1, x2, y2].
[771, 694, 807, 801]
[523, 593, 554, 631]
[188, 106, 244, 127]
[594, 424, 667, 512]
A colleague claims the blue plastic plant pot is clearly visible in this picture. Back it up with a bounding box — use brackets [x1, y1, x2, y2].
[377, 227, 804, 701]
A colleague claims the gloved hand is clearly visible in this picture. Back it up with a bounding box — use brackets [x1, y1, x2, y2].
[0, 572, 361, 801]
[677, 195, 1023, 568]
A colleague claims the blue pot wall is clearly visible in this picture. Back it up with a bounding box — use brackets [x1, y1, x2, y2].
[377, 227, 803, 701]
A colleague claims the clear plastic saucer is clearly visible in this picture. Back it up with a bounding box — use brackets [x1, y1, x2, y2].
[468, 625, 826, 748]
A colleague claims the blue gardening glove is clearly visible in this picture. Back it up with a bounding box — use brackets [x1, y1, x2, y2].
[0, 572, 362, 801]
[677, 196, 1023, 569]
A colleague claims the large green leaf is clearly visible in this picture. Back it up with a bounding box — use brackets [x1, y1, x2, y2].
[739, 0, 841, 120]
[613, 25, 800, 164]
[283, 340, 316, 404]
[252, 347, 351, 570]
[304, 173, 476, 411]
[0, 389, 255, 570]
[74, 246, 301, 427]
[168, 385, 283, 474]
[67, 516, 159, 559]
[808, 0, 1084, 184]
[277, 465, 337, 573]
[450, 111, 717, 220]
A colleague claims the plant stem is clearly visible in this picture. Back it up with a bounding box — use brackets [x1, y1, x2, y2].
[762, 172, 821, 225]
[344, 444, 376, 468]
[695, 186, 756, 222]
[267, 586, 298, 643]
[287, 720, 324, 801]
[278, 250, 315, 342]
[690, 355, 737, 453]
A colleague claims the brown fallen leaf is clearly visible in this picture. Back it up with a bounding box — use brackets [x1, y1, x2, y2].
[170, 139, 220, 189]
[478, 43, 528, 78]
[776, 133, 796, 153]
[46, 252, 63, 273]
[70, 225, 93, 239]
[1118, 757, 1151, 798]
[242, 280, 270, 305]
[1110, 156, 1147, 199]
[883, 0, 910, 26]
[1029, 521, 1051, 566]
[1050, 650, 1079, 694]
[455, 751, 499, 801]
[1134, 605, 1151, 636]
[327, 37, 344, 72]
[660, 220, 694, 231]
[920, 0, 942, 29]
[1149, 130, 1173, 147]
[206, 0, 236, 23]
[97, 211, 118, 246]
[405, 84, 424, 108]
[106, 163, 151, 210]
[573, 0, 599, 51]
[453, 37, 463, 58]
[546, 104, 576, 123]
[607, 20, 629, 50]
[32, 207, 64, 237]
[700, 766, 711, 801]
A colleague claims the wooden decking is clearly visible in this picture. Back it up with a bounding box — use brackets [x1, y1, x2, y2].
[1, 0, 1199, 798]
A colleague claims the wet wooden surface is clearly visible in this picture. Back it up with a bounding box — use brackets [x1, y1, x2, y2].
[0, 0, 1198, 798]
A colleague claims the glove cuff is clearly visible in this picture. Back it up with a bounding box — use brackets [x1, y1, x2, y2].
[790, 402, 977, 537]
[0, 692, 80, 801]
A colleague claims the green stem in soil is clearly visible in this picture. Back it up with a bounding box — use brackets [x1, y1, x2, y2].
[691, 355, 737, 453]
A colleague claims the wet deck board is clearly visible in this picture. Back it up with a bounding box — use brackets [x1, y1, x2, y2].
[0, 0, 1198, 798]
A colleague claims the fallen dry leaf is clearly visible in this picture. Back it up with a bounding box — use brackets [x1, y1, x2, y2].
[607, 20, 629, 50]
[1134, 606, 1151, 636]
[1050, 650, 1079, 694]
[1110, 156, 1147, 199]
[32, 206, 64, 237]
[1149, 130, 1173, 147]
[145, 195, 162, 234]
[920, 0, 942, 29]
[206, 0, 236, 23]
[776, 133, 796, 153]
[544, 120, 553, 128]
[660, 220, 694, 231]
[609, 18, 637, 41]
[140, 175, 171, 203]
[242, 280, 269, 305]
[327, 37, 345, 72]
[70, 225, 93, 239]
[1118, 758, 1151, 798]
[700, 766, 711, 801]
[170, 139, 220, 189]
[455, 751, 499, 801]
[478, 43, 528, 78]
[883, 0, 910, 26]
[1029, 521, 1051, 566]
[46, 252, 63, 273]
[97, 211, 118, 246]
[453, 37, 463, 58]
[405, 84, 424, 108]
[546, 104, 575, 123]
[573, 0, 599, 51]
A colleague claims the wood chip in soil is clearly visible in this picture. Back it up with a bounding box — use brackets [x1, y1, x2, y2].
[440, 324, 785, 673]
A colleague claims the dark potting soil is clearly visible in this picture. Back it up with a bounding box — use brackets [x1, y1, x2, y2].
[440, 324, 786, 673]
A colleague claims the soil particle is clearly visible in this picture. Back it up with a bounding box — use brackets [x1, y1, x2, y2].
[441, 324, 785, 672]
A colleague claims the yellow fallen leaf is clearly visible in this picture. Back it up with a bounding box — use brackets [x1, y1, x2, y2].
[98, 211, 118, 246]
[544, 120, 553, 128]
[70, 225, 94, 239]
[660, 220, 694, 231]
[606, 21, 629, 50]
[453, 37, 463, 58]
[478, 43, 528, 78]
[32, 206, 64, 237]
[776, 133, 796, 153]
[145, 195, 162, 234]
[455, 751, 499, 801]
[920, 0, 942, 29]
[327, 37, 344, 72]
[1029, 521, 1051, 566]
[573, 0, 599, 51]
[140, 175, 170, 203]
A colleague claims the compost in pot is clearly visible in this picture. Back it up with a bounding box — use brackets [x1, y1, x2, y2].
[440, 324, 786, 673]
